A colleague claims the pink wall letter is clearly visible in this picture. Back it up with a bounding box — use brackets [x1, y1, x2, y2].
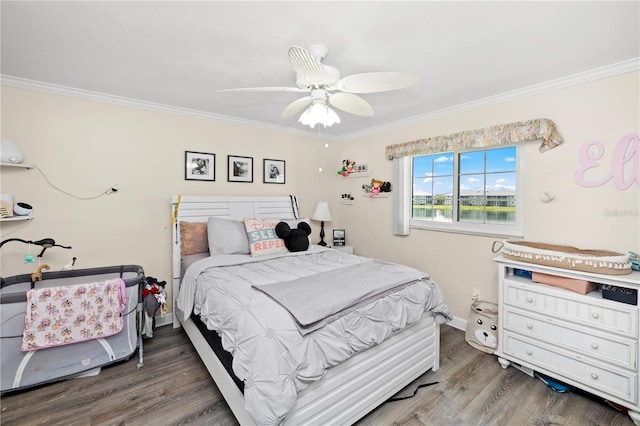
[574, 134, 639, 190]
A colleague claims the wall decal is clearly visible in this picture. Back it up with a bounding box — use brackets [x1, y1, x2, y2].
[574, 133, 639, 190]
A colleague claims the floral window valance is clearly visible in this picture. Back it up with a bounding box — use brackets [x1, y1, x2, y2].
[385, 118, 563, 160]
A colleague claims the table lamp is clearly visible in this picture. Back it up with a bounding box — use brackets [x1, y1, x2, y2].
[311, 201, 332, 246]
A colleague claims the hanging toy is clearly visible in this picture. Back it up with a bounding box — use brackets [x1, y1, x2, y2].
[24, 243, 35, 264]
[31, 264, 50, 282]
[61, 257, 77, 271]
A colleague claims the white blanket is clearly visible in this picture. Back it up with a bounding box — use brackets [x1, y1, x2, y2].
[176, 247, 451, 425]
[253, 260, 428, 334]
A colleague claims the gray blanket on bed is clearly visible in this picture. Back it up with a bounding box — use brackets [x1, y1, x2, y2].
[252, 260, 428, 334]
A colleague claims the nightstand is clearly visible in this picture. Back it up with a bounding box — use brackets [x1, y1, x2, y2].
[331, 245, 353, 254]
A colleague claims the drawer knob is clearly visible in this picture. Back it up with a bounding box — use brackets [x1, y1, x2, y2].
[591, 312, 600, 319]
[526, 297, 533, 303]
[591, 373, 598, 380]
[591, 342, 599, 350]
[526, 350, 533, 356]
[526, 323, 533, 329]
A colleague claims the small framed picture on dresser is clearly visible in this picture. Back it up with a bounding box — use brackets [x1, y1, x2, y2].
[333, 229, 345, 246]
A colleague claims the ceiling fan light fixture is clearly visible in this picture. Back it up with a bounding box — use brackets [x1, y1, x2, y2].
[221, 44, 421, 128]
[298, 101, 340, 128]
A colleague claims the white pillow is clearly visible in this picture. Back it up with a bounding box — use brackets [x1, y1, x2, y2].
[244, 218, 288, 256]
[207, 217, 250, 255]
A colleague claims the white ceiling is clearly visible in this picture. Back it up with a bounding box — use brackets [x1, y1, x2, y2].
[1, 1, 638, 139]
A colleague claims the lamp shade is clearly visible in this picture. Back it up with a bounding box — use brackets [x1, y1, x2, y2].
[298, 102, 341, 129]
[311, 201, 332, 222]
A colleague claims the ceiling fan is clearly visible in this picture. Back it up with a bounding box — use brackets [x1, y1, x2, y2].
[218, 44, 421, 128]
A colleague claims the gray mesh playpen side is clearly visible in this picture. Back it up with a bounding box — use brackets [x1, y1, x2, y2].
[0, 265, 144, 394]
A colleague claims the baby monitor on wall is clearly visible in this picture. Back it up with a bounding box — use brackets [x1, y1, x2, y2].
[1, 139, 24, 164]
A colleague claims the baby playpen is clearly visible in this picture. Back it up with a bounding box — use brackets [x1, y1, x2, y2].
[0, 264, 144, 393]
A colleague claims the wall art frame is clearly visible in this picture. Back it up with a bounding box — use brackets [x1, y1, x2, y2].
[263, 159, 286, 184]
[185, 151, 215, 181]
[228, 155, 253, 183]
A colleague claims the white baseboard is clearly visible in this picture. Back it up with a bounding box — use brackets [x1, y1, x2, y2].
[447, 315, 467, 331]
[155, 313, 173, 328]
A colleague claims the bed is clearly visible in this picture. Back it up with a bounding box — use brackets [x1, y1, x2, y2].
[171, 195, 451, 425]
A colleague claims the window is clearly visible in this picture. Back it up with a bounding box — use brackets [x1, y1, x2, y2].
[412, 152, 454, 222]
[410, 145, 523, 237]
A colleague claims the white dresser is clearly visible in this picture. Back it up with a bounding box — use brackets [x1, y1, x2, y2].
[495, 256, 640, 424]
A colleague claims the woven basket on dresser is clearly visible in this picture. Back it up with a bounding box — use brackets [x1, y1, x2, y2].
[499, 240, 631, 275]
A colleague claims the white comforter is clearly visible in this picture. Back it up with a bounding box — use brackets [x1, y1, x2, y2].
[176, 247, 451, 425]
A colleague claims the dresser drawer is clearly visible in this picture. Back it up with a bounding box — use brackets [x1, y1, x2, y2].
[503, 332, 637, 403]
[504, 279, 638, 338]
[503, 307, 637, 369]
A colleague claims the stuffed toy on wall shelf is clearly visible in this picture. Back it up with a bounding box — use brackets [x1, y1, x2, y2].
[363, 178, 392, 197]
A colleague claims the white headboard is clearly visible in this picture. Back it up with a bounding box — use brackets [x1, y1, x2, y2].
[170, 195, 300, 327]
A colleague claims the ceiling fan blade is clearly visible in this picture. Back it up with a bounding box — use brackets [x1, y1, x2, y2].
[281, 96, 313, 119]
[328, 92, 374, 117]
[217, 86, 308, 93]
[288, 46, 329, 84]
[336, 72, 421, 94]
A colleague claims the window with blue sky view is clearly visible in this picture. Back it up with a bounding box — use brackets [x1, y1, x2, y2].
[412, 146, 517, 225]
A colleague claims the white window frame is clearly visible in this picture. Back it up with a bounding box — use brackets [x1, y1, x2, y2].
[407, 145, 524, 238]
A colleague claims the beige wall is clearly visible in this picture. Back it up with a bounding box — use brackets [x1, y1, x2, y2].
[0, 86, 332, 307]
[327, 71, 639, 324]
[2, 71, 638, 325]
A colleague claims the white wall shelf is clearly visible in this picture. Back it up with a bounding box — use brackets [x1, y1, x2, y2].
[0, 215, 33, 222]
[339, 197, 356, 205]
[0, 163, 33, 169]
[1, 163, 34, 220]
[343, 171, 371, 178]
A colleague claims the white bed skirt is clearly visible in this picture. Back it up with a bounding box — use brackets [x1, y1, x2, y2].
[179, 312, 440, 425]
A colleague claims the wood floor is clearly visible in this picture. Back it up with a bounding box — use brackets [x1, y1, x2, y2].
[1, 324, 634, 426]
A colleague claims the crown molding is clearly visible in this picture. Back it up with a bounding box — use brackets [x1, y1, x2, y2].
[2, 57, 637, 143]
[338, 57, 640, 141]
[0, 75, 324, 139]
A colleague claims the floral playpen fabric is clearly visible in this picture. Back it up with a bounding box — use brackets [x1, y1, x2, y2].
[22, 278, 127, 351]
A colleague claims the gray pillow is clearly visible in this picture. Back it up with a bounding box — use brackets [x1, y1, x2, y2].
[207, 217, 250, 255]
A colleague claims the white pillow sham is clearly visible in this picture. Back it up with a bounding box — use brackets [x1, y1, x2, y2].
[244, 218, 288, 256]
[207, 217, 250, 255]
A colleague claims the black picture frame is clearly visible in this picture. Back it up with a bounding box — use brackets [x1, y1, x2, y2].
[263, 159, 285, 184]
[227, 155, 253, 182]
[333, 229, 346, 246]
[185, 151, 215, 181]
